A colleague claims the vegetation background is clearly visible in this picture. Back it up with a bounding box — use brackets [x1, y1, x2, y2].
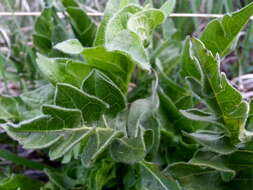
[1, 0, 253, 189]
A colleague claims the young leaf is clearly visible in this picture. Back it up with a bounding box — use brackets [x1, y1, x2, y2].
[200, 2, 253, 57]
[94, 0, 138, 45]
[54, 39, 84, 54]
[105, 5, 150, 71]
[127, 9, 165, 47]
[86, 159, 117, 190]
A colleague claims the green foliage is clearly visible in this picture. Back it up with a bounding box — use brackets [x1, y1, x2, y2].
[2, 0, 253, 189]
[0, 175, 43, 190]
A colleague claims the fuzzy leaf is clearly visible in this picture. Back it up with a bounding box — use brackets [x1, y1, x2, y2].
[94, 0, 138, 46]
[190, 150, 235, 182]
[36, 54, 91, 87]
[110, 135, 146, 164]
[82, 70, 126, 116]
[105, 5, 151, 71]
[127, 9, 165, 47]
[128, 95, 159, 138]
[140, 162, 181, 190]
[0, 96, 19, 121]
[4, 105, 95, 160]
[81, 129, 122, 167]
[55, 83, 108, 122]
[82, 46, 134, 93]
[200, 2, 253, 57]
[181, 37, 202, 81]
[180, 109, 221, 126]
[190, 38, 249, 143]
[167, 162, 224, 190]
[54, 39, 84, 54]
[184, 130, 236, 155]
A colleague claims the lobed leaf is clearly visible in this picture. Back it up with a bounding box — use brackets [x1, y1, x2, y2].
[186, 38, 249, 144]
[200, 2, 253, 57]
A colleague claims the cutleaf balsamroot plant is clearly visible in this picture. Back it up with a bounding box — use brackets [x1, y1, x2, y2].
[1, 0, 253, 189]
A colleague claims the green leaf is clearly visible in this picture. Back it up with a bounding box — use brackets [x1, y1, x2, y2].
[61, 0, 79, 7]
[87, 159, 116, 190]
[33, 7, 68, 54]
[105, 5, 151, 71]
[0, 96, 19, 121]
[81, 129, 122, 167]
[55, 83, 108, 122]
[200, 2, 253, 57]
[127, 9, 165, 47]
[140, 161, 182, 190]
[54, 39, 84, 54]
[36, 54, 91, 87]
[66, 7, 97, 47]
[180, 109, 221, 126]
[181, 37, 202, 81]
[0, 175, 43, 190]
[82, 46, 134, 93]
[45, 169, 76, 190]
[82, 69, 126, 116]
[110, 135, 146, 164]
[158, 88, 196, 132]
[4, 105, 95, 160]
[190, 150, 235, 182]
[127, 95, 159, 138]
[167, 162, 223, 190]
[190, 37, 249, 143]
[94, 0, 138, 46]
[184, 130, 236, 154]
[20, 84, 55, 109]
